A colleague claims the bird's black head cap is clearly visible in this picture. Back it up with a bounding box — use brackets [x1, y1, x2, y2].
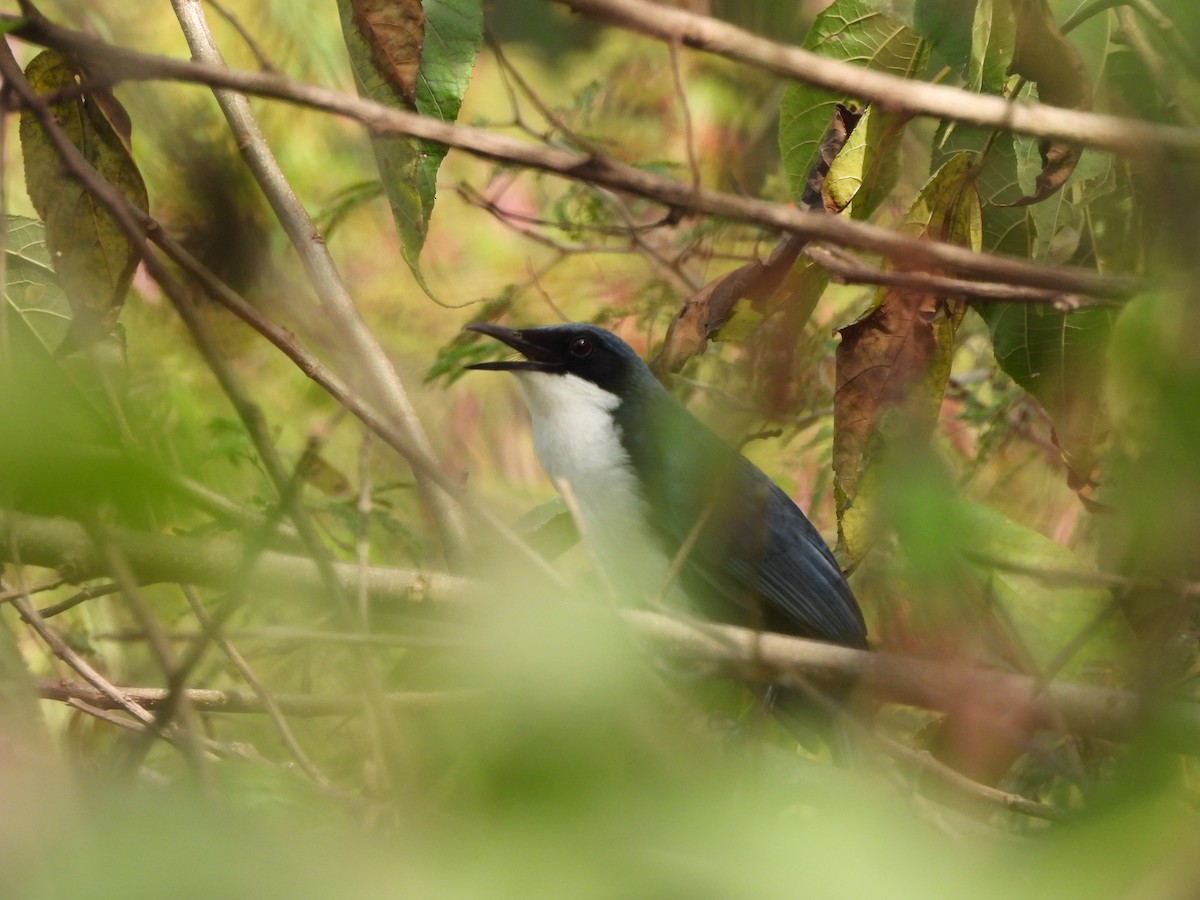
[464, 322, 647, 396]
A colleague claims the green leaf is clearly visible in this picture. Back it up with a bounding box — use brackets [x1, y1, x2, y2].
[958, 500, 1132, 676]
[978, 301, 1114, 479]
[969, 0, 1016, 92]
[337, 0, 482, 294]
[18, 50, 147, 342]
[933, 124, 1031, 255]
[913, 0, 975, 76]
[779, 0, 928, 202]
[4, 215, 71, 352]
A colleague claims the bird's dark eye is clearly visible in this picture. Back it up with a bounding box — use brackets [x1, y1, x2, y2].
[569, 335, 593, 358]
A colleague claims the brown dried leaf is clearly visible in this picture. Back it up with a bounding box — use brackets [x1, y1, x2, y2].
[801, 103, 862, 213]
[833, 153, 980, 560]
[653, 106, 861, 375]
[350, 0, 425, 106]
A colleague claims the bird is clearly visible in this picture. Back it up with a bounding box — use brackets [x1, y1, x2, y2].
[464, 321, 867, 652]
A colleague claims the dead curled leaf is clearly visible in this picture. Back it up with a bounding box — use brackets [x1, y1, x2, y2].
[1003, 0, 1093, 206]
[832, 153, 980, 560]
[653, 105, 861, 375]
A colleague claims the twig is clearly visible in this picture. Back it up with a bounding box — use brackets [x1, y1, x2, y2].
[179, 585, 336, 789]
[668, 39, 701, 190]
[804, 245, 1107, 309]
[0, 576, 65, 605]
[5, 545, 154, 727]
[878, 732, 1072, 823]
[93, 528, 214, 780]
[38, 678, 470, 716]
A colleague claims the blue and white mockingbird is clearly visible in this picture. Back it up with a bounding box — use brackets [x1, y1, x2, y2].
[465, 321, 867, 652]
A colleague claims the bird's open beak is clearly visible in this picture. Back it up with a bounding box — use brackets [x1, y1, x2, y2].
[463, 323, 562, 372]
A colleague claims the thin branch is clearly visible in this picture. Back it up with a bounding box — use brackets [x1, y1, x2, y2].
[804, 245, 1110, 309]
[37, 678, 470, 716]
[179, 585, 336, 789]
[169, 0, 467, 564]
[92, 627, 472, 648]
[5, 14, 1142, 299]
[668, 39, 701, 190]
[626, 610, 1200, 752]
[878, 732, 1072, 823]
[3, 534, 154, 727]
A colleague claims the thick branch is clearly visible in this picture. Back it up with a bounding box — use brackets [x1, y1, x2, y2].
[0, 513, 468, 604]
[554, 0, 1200, 159]
[628, 611, 1200, 752]
[8, 14, 1138, 299]
[5, 513, 1197, 748]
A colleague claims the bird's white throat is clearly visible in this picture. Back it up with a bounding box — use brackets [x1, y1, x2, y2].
[512, 370, 670, 593]
[513, 371, 626, 484]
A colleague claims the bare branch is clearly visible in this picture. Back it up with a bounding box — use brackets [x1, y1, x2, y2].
[625, 610, 1200, 751]
[5, 512, 1196, 748]
[553, 0, 1200, 158]
[804, 245, 1108, 309]
[6, 14, 1139, 299]
[37, 678, 468, 717]
[0, 513, 468, 604]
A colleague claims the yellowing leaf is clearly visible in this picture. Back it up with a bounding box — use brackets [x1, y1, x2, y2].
[779, 0, 928, 202]
[823, 104, 910, 219]
[18, 50, 147, 344]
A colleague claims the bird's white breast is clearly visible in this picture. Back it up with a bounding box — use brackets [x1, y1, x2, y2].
[512, 371, 671, 594]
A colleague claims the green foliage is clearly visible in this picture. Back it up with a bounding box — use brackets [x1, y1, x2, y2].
[4, 0, 1200, 893]
[18, 50, 147, 346]
[779, 0, 929, 201]
[337, 0, 483, 294]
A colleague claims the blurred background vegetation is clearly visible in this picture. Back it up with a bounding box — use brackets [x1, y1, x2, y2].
[2, 0, 1200, 895]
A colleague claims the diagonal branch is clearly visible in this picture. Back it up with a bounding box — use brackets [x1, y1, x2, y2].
[169, 0, 467, 564]
[552, 0, 1200, 159]
[6, 14, 1140, 299]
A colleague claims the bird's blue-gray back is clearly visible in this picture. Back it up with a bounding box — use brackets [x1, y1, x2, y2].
[616, 379, 866, 648]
